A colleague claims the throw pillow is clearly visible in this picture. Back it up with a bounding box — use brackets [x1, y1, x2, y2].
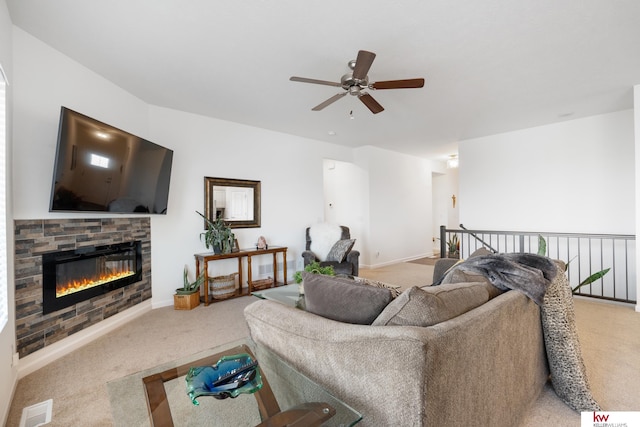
[309, 223, 343, 261]
[434, 246, 491, 281]
[353, 276, 402, 299]
[541, 265, 601, 412]
[303, 272, 393, 325]
[326, 239, 356, 263]
[440, 268, 505, 299]
[372, 282, 489, 327]
[469, 247, 493, 258]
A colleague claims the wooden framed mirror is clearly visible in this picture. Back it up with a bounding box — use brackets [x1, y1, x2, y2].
[204, 177, 261, 229]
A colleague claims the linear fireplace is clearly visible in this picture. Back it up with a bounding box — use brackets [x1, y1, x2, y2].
[42, 240, 142, 314]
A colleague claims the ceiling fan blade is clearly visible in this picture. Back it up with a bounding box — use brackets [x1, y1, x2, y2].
[312, 92, 347, 111]
[370, 78, 425, 90]
[359, 93, 384, 114]
[290, 76, 341, 87]
[352, 50, 376, 80]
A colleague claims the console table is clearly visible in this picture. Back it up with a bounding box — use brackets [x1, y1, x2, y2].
[195, 246, 288, 306]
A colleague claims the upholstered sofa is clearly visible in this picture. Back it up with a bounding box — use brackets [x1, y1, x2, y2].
[244, 259, 550, 427]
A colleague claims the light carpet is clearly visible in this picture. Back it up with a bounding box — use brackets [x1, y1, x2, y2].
[6, 297, 255, 427]
[407, 256, 440, 266]
[358, 262, 435, 290]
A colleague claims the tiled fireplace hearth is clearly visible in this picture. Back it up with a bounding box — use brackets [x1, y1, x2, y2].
[14, 218, 151, 358]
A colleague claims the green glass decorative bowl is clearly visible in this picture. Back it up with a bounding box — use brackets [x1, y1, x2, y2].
[185, 353, 262, 405]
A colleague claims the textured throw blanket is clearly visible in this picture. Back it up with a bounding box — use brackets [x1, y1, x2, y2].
[438, 253, 601, 412]
[434, 253, 557, 305]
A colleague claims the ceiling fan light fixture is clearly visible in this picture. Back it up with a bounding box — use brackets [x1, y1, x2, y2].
[348, 86, 361, 96]
[290, 50, 425, 113]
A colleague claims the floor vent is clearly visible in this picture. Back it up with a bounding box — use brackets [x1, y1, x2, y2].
[19, 399, 52, 427]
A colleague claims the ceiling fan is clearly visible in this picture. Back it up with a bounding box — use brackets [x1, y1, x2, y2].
[290, 50, 425, 114]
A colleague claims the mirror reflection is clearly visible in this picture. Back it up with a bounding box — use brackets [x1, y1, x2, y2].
[204, 177, 261, 228]
[212, 186, 254, 221]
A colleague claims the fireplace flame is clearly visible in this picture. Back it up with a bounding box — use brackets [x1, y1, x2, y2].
[56, 270, 136, 298]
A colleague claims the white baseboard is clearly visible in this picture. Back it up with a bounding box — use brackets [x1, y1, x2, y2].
[363, 253, 434, 269]
[1, 366, 18, 427]
[16, 300, 152, 379]
[152, 297, 174, 309]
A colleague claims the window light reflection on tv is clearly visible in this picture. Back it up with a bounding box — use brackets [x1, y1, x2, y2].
[90, 153, 109, 169]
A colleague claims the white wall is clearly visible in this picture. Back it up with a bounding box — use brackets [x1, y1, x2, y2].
[635, 85, 640, 312]
[322, 159, 369, 265]
[354, 146, 434, 266]
[147, 106, 354, 305]
[432, 166, 459, 253]
[11, 27, 151, 219]
[459, 110, 635, 234]
[431, 160, 460, 254]
[0, 1, 14, 424]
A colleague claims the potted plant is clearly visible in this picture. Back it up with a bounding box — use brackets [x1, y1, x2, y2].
[294, 261, 335, 294]
[196, 210, 234, 254]
[174, 267, 205, 310]
[446, 233, 460, 258]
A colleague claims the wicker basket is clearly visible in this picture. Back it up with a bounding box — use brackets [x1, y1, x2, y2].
[209, 273, 238, 299]
[250, 277, 274, 291]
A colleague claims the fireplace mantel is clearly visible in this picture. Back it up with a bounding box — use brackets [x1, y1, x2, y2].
[14, 218, 151, 359]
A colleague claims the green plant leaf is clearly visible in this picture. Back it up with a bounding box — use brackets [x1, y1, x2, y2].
[294, 261, 335, 283]
[537, 235, 546, 256]
[196, 210, 216, 229]
[572, 268, 611, 292]
[183, 266, 204, 292]
[563, 256, 577, 271]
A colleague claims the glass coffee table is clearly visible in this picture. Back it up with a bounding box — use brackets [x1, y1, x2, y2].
[142, 338, 361, 426]
[252, 283, 305, 308]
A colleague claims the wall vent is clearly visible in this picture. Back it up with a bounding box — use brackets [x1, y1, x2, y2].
[19, 399, 53, 427]
[258, 261, 297, 276]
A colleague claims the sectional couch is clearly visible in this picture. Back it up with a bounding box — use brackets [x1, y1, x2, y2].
[244, 259, 551, 426]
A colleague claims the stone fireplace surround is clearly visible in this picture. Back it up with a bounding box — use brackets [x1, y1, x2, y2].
[14, 217, 151, 359]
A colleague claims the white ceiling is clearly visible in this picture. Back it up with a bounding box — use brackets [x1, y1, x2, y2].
[6, 0, 640, 160]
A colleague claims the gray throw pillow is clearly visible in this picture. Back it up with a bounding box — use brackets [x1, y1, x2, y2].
[440, 268, 504, 299]
[372, 282, 489, 327]
[325, 239, 356, 263]
[303, 272, 392, 324]
[469, 247, 493, 258]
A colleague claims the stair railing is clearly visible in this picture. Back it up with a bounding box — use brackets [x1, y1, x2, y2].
[439, 225, 636, 305]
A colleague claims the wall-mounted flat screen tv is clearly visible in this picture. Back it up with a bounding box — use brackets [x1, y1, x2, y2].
[49, 107, 174, 214]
